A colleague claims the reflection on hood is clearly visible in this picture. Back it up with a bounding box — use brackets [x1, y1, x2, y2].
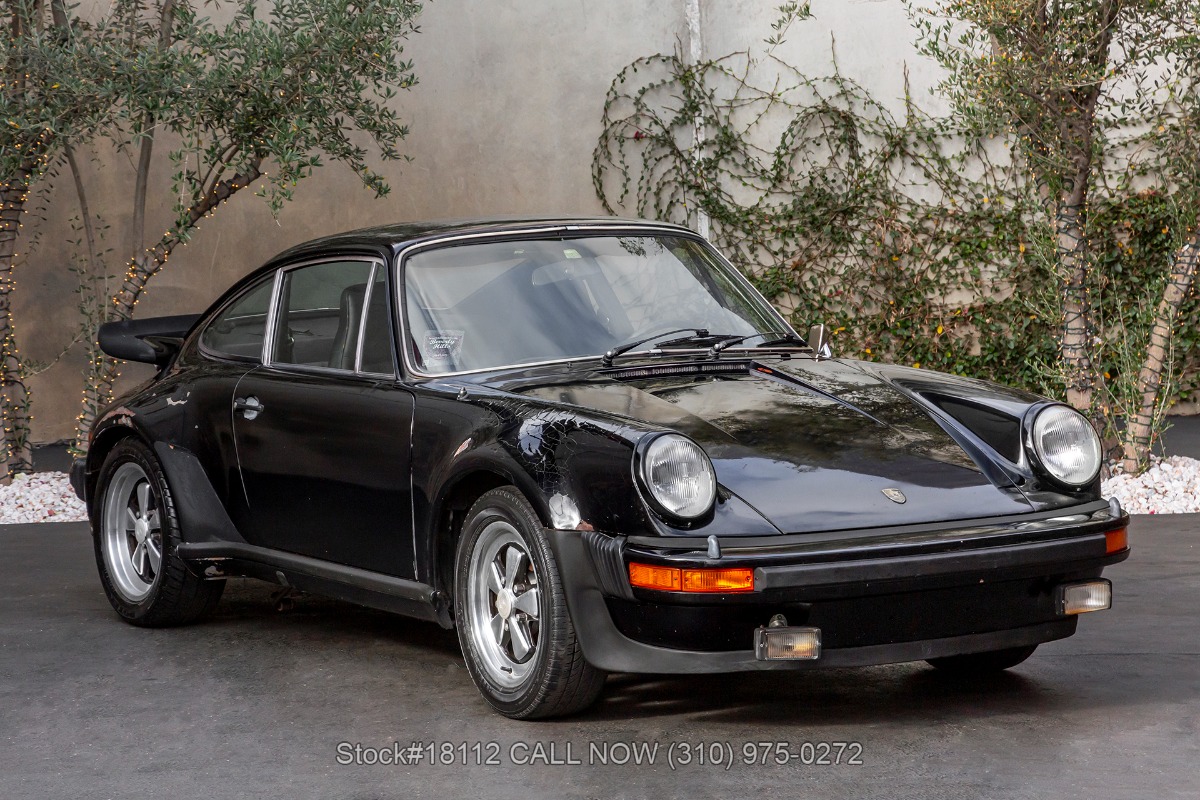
[514, 357, 1034, 532]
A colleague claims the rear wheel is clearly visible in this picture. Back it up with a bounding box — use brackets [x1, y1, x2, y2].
[926, 645, 1038, 675]
[454, 487, 605, 719]
[94, 439, 224, 626]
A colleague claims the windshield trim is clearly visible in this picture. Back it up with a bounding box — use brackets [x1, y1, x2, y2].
[394, 225, 798, 380]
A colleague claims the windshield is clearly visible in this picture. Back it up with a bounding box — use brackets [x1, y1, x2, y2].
[403, 234, 786, 375]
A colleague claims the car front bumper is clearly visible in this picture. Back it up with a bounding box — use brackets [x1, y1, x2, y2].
[544, 500, 1129, 674]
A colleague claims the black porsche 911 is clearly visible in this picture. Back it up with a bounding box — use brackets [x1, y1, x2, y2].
[72, 217, 1129, 719]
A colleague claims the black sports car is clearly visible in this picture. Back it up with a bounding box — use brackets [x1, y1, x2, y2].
[73, 217, 1129, 719]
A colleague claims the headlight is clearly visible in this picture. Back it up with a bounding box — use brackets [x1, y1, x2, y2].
[638, 434, 717, 519]
[1029, 405, 1102, 486]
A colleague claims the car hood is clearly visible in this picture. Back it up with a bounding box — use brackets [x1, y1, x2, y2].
[507, 357, 1033, 533]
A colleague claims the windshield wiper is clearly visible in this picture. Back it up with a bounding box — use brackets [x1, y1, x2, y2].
[601, 328, 715, 367]
[707, 330, 806, 359]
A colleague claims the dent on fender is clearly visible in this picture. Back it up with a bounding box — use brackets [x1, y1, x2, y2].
[548, 493, 594, 532]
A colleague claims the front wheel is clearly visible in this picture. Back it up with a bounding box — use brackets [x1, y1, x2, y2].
[93, 438, 224, 626]
[454, 487, 605, 719]
[926, 645, 1038, 675]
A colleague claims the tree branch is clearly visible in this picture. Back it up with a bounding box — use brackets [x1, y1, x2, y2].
[63, 143, 99, 278]
[136, 158, 263, 289]
[129, 0, 176, 261]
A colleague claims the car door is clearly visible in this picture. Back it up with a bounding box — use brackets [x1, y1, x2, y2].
[186, 271, 282, 518]
[230, 257, 417, 578]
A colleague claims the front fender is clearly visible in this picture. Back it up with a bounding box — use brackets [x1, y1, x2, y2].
[865, 362, 1102, 508]
[415, 385, 778, 550]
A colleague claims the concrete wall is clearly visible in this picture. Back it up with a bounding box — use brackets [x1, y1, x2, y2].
[17, 0, 936, 443]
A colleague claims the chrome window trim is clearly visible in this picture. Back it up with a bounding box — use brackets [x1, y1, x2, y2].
[394, 224, 799, 380]
[263, 255, 393, 378]
[352, 262, 399, 377]
[352, 262, 378, 373]
[196, 270, 282, 365]
[261, 267, 284, 364]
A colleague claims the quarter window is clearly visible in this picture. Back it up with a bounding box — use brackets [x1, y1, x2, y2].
[200, 275, 275, 360]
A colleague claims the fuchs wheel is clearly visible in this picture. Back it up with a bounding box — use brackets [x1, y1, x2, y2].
[454, 487, 605, 719]
[93, 438, 224, 626]
[926, 645, 1038, 675]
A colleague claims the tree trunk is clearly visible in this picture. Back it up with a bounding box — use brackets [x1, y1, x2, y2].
[0, 166, 35, 479]
[64, 144, 108, 458]
[1121, 223, 1200, 473]
[1055, 183, 1094, 413]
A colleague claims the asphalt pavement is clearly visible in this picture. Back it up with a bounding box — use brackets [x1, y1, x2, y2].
[1160, 413, 1200, 459]
[1, 515, 1197, 799]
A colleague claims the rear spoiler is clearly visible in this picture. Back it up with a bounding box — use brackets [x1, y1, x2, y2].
[97, 314, 201, 367]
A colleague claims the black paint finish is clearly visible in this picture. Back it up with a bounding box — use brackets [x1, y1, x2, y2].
[230, 367, 417, 577]
[77, 217, 1128, 671]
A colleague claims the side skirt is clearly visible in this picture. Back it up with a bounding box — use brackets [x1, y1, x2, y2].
[176, 541, 452, 628]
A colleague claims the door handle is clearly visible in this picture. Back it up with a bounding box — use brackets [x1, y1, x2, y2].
[234, 396, 264, 420]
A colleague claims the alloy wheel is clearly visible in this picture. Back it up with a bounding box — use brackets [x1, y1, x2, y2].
[466, 520, 542, 688]
[101, 462, 163, 603]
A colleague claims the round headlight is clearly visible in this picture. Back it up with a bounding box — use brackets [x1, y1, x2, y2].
[639, 434, 717, 519]
[1030, 405, 1102, 486]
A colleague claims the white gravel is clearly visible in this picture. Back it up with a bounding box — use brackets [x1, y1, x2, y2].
[0, 472, 88, 524]
[1, 458, 1198, 524]
[1102, 455, 1200, 515]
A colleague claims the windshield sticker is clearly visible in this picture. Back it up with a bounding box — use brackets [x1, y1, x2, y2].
[425, 331, 464, 364]
[562, 248, 582, 259]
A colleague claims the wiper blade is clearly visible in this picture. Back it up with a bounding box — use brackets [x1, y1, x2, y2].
[707, 330, 806, 358]
[654, 332, 743, 348]
[601, 328, 711, 367]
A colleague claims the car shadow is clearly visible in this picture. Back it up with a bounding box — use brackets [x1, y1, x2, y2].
[577, 668, 1056, 725]
[198, 578, 1159, 727]
[208, 578, 463, 655]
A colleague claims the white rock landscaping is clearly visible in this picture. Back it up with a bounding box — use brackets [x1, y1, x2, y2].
[1102, 455, 1200, 515]
[0, 457, 1197, 524]
[0, 472, 88, 524]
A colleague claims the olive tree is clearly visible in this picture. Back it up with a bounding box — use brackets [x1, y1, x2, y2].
[1, 1, 123, 477]
[911, 0, 1200, 471]
[3, 0, 422, 473]
[68, 0, 421, 452]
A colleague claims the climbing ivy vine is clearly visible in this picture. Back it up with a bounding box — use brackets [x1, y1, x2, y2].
[593, 48, 1199, 467]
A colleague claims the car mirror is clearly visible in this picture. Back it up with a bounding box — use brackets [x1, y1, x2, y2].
[807, 323, 832, 360]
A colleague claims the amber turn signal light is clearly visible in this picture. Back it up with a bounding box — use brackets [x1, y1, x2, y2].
[1105, 527, 1128, 555]
[629, 563, 754, 593]
[628, 563, 681, 591]
[682, 567, 755, 592]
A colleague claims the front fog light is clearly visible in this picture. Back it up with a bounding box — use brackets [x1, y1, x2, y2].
[755, 627, 821, 660]
[1059, 580, 1112, 615]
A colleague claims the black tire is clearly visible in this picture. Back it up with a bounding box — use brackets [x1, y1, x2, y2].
[926, 644, 1038, 675]
[454, 487, 606, 719]
[93, 438, 224, 627]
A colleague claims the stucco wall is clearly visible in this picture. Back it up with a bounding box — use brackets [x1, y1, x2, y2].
[17, 0, 936, 443]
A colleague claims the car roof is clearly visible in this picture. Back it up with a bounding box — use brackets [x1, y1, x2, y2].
[267, 216, 699, 265]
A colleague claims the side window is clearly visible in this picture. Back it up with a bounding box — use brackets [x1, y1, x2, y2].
[359, 266, 395, 374]
[272, 260, 374, 369]
[200, 275, 275, 360]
